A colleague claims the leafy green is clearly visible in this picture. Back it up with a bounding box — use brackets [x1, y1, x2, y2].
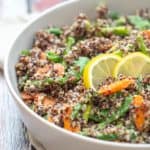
[71, 103, 82, 120]
[74, 57, 89, 73]
[47, 27, 62, 36]
[128, 16, 150, 30]
[46, 51, 63, 63]
[21, 50, 30, 56]
[97, 134, 118, 141]
[98, 96, 132, 129]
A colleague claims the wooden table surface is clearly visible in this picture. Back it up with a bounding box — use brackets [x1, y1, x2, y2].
[0, 71, 36, 150]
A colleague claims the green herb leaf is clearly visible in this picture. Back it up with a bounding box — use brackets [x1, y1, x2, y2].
[128, 16, 150, 30]
[21, 50, 30, 56]
[47, 27, 62, 36]
[46, 51, 63, 63]
[74, 57, 89, 73]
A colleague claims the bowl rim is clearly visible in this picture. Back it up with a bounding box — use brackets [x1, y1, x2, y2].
[4, 0, 150, 148]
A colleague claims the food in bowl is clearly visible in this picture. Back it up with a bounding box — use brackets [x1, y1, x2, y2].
[15, 4, 150, 143]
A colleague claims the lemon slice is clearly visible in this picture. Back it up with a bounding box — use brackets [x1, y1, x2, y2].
[114, 52, 150, 78]
[83, 54, 121, 90]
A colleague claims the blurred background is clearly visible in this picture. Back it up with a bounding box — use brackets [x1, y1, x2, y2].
[0, 0, 66, 67]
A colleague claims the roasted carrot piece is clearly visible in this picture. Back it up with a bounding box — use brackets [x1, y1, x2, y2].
[99, 78, 135, 95]
[143, 30, 150, 40]
[36, 65, 50, 75]
[42, 97, 55, 107]
[48, 116, 53, 122]
[134, 108, 145, 131]
[63, 107, 80, 132]
[133, 95, 145, 131]
[40, 52, 47, 60]
[133, 95, 144, 107]
[21, 92, 34, 100]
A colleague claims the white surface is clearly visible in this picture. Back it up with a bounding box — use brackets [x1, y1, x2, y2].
[0, 22, 24, 69]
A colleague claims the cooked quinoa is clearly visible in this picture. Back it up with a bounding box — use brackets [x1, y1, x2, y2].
[16, 5, 150, 143]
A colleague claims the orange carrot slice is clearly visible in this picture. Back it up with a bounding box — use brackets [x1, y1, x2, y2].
[63, 107, 80, 132]
[133, 95, 144, 107]
[99, 78, 135, 95]
[143, 30, 150, 40]
[133, 95, 145, 131]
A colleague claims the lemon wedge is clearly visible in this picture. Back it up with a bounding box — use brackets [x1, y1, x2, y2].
[83, 54, 121, 90]
[114, 52, 150, 78]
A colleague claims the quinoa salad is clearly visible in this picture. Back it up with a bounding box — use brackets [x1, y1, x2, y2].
[15, 5, 150, 143]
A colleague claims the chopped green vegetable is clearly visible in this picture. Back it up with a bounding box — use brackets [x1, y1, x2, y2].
[74, 57, 90, 73]
[71, 103, 82, 120]
[98, 96, 132, 129]
[136, 35, 149, 54]
[85, 20, 92, 31]
[46, 51, 63, 63]
[115, 16, 126, 26]
[128, 16, 150, 30]
[97, 134, 118, 141]
[47, 27, 62, 36]
[113, 26, 130, 36]
[56, 76, 68, 85]
[43, 77, 54, 85]
[89, 114, 102, 122]
[21, 50, 30, 56]
[99, 109, 109, 118]
[83, 104, 92, 121]
[64, 36, 76, 54]
[101, 26, 130, 36]
[113, 50, 123, 57]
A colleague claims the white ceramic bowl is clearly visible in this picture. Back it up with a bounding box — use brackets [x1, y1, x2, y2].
[4, 0, 150, 149]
